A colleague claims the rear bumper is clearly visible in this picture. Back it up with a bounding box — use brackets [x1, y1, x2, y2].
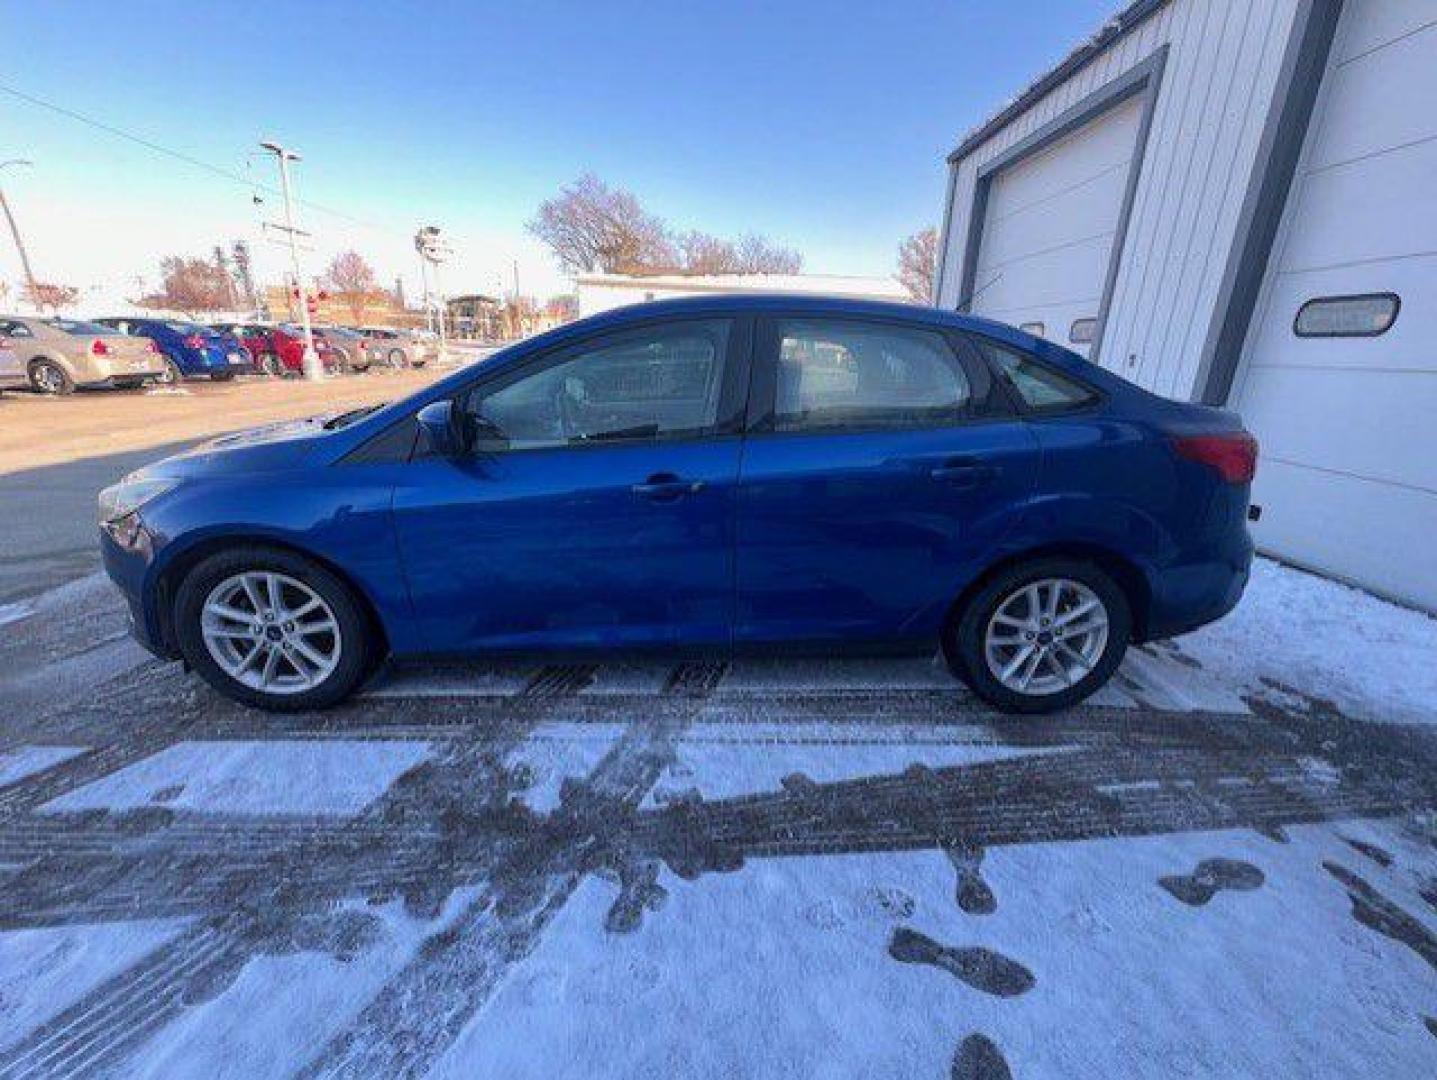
[1141, 535, 1253, 642]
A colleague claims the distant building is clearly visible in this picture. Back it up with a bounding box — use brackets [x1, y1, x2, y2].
[261, 285, 422, 328]
[445, 294, 504, 339]
[575, 272, 908, 317]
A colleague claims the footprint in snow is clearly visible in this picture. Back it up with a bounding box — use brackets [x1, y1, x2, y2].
[952, 1033, 1013, 1080]
[887, 927, 1034, 997]
[1159, 858, 1264, 906]
[942, 837, 996, 915]
[868, 885, 915, 920]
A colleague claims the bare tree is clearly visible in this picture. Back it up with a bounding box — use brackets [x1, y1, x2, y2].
[21, 281, 80, 313]
[531, 174, 807, 278]
[528, 174, 674, 274]
[324, 250, 382, 324]
[143, 256, 235, 316]
[734, 233, 802, 275]
[897, 226, 939, 304]
[674, 231, 739, 274]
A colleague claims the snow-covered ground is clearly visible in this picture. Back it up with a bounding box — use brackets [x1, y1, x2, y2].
[0, 556, 1434, 1078]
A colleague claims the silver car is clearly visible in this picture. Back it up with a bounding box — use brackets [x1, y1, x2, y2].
[359, 326, 438, 368]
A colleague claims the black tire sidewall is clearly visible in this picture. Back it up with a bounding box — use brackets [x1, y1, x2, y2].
[30, 359, 72, 395]
[947, 558, 1131, 714]
[173, 546, 371, 711]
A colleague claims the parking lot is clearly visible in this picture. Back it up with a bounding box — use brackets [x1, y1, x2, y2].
[1, 379, 1436, 1078]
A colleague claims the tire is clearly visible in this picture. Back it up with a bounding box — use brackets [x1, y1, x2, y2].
[260, 354, 284, 378]
[173, 546, 374, 712]
[28, 358, 73, 395]
[155, 358, 183, 385]
[943, 557, 1131, 714]
[387, 348, 406, 368]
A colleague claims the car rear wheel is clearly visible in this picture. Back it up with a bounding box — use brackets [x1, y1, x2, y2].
[259, 354, 284, 378]
[28, 359, 73, 395]
[944, 557, 1130, 714]
[173, 547, 373, 711]
[155, 358, 182, 385]
[387, 348, 406, 368]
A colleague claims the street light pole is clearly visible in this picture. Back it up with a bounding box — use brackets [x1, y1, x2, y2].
[0, 159, 38, 310]
[259, 140, 322, 380]
[414, 226, 452, 363]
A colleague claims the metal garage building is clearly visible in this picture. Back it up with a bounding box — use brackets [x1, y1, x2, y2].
[936, 0, 1436, 611]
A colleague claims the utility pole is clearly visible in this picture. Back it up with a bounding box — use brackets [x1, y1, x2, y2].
[414, 226, 452, 362]
[0, 159, 38, 310]
[258, 140, 322, 380]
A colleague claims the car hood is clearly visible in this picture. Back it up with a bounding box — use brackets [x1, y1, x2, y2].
[137, 414, 337, 480]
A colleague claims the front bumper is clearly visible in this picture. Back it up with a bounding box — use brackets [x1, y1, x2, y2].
[100, 519, 177, 659]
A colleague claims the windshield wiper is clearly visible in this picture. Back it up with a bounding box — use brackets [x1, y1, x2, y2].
[322, 404, 386, 430]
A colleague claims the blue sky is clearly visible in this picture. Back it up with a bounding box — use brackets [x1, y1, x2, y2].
[2, 0, 1117, 303]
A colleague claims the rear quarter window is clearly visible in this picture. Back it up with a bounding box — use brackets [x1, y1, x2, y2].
[976, 338, 1099, 412]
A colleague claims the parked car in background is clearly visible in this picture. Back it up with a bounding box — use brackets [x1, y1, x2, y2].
[0, 334, 26, 393]
[209, 323, 336, 377]
[358, 326, 436, 368]
[312, 327, 367, 372]
[0, 316, 166, 394]
[96, 317, 250, 383]
[100, 295, 1256, 713]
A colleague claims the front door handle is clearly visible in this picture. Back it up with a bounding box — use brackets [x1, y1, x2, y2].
[927, 459, 997, 486]
[632, 473, 705, 501]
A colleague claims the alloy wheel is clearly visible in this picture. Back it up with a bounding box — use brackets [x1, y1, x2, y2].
[30, 362, 64, 394]
[200, 571, 342, 695]
[983, 577, 1109, 696]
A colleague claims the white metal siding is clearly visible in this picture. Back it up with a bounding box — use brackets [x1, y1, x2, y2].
[969, 95, 1143, 356]
[1232, 0, 1437, 609]
[939, 0, 1303, 397]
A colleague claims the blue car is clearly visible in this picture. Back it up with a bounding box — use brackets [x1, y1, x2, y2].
[95, 317, 252, 383]
[99, 295, 1255, 713]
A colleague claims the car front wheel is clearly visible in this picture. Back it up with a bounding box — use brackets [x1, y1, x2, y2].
[174, 547, 373, 711]
[945, 558, 1130, 714]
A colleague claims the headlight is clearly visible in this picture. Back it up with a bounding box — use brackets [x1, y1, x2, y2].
[98, 476, 180, 524]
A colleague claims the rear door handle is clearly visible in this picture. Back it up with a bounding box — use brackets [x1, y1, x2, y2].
[632, 474, 705, 501]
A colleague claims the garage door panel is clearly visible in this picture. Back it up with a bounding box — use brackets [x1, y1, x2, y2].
[1281, 140, 1437, 270]
[984, 97, 1142, 217]
[1307, 21, 1437, 169]
[1238, 367, 1437, 492]
[1334, 0, 1437, 61]
[1246, 257, 1437, 374]
[978, 177, 1134, 271]
[974, 237, 1111, 313]
[971, 96, 1142, 356]
[1251, 459, 1437, 610]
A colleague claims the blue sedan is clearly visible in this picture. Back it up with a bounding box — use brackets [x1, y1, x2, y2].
[95, 317, 251, 383]
[99, 296, 1255, 713]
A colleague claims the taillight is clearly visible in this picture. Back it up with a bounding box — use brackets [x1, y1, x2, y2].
[1173, 432, 1258, 484]
[184, 334, 205, 349]
[90, 339, 110, 356]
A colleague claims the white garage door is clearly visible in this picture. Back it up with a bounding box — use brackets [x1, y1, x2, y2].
[970, 93, 1144, 356]
[1233, 0, 1437, 610]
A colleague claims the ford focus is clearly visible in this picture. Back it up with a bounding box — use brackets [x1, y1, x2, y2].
[99, 296, 1255, 713]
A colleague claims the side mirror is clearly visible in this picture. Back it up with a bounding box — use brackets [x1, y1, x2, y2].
[416, 400, 462, 456]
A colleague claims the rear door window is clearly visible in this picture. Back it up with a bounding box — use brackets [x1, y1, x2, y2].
[764, 318, 973, 433]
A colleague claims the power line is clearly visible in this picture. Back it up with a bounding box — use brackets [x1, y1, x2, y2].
[0, 80, 407, 238]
